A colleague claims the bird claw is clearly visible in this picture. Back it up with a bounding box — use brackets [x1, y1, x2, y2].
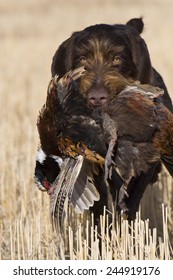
[104, 155, 115, 184]
[117, 201, 129, 213]
[119, 185, 129, 199]
[123, 188, 129, 198]
[117, 184, 129, 211]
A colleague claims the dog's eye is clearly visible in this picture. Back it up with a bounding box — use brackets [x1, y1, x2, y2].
[112, 56, 122, 66]
[80, 56, 87, 65]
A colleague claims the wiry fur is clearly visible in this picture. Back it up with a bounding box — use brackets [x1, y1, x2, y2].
[35, 18, 173, 223]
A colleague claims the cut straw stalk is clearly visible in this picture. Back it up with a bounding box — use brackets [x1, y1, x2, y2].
[0, 203, 172, 260]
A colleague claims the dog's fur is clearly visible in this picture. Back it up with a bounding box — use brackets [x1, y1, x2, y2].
[51, 18, 172, 111]
[50, 18, 173, 220]
[35, 18, 173, 223]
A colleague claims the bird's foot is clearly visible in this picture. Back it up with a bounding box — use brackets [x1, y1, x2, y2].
[104, 156, 115, 185]
[117, 201, 129, 213]
[117, 184, 129, 212]
[118, 185, 129, 200]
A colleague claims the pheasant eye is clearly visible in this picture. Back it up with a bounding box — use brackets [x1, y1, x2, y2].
[112, 56, 122, 66]
[80, 56, 87, 65]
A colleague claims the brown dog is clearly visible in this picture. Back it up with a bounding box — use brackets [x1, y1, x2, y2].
[35, 18, 173, 223]
[51, 18, 172, 111]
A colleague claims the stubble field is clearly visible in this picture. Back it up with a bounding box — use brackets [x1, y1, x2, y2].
[0, 0, 173, 259]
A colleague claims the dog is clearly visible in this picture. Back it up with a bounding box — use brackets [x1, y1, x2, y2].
[35, 18, 173, 223]
[51, 17, 172, 111]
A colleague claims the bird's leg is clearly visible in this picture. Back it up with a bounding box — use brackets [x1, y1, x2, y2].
[102, 113, 117, 184]
[118, 172, 134, 212]
[104, 136, 117, 183]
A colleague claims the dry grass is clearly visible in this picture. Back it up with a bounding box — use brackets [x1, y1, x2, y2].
[1, 201, 172, 260]
[0, 0, 173, 260]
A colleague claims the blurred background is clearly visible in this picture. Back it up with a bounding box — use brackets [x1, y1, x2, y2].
[0, 0, 173, 259]
[1, 0, 173, 105]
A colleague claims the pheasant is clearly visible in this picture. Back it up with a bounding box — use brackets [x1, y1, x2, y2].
[35, 67, 173, 224]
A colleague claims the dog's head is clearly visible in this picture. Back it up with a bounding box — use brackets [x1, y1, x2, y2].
[51, 18, 153, 107]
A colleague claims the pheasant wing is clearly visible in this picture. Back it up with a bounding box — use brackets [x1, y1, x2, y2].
[50, 155, 100, 229]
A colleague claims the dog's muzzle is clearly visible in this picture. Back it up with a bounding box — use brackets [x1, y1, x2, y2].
[88, 86, 108, 106]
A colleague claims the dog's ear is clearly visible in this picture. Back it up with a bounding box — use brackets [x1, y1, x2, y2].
[125, 23, 153, 84]
[51, 38, 70, 77]
[128, 34, 153, 83]
[126, 18, 144, 34]
[51, 33, 78, 77]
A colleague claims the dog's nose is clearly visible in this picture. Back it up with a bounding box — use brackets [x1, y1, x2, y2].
[88, 89, 108, 106]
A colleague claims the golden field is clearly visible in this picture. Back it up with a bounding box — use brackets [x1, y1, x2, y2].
[0, 0, 173, 259]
